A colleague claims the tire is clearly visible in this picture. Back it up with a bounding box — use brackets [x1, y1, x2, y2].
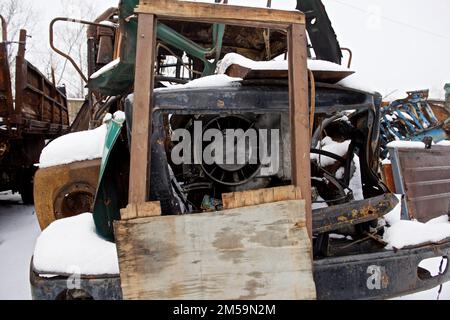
[20, 169, 35, 205]
[33, 159, 101, 230]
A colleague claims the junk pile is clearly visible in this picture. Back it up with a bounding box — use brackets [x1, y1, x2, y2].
[380, 90, 450, 158]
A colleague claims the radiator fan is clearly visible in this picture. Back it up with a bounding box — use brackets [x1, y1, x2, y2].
[201, 115, 262, 186]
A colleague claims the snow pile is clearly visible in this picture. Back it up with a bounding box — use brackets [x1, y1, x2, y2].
[312, 196, 329, 210]
[180, 0, 298, 10]
[386, 141, 426, 149]
[437, 140, 450, 146]
[217, 52, 352, 75]
[383, 196, 450, 250]
[308, 59, 352, 72]
[311, 136, 351, 167]
[113, 110, 126, 121]
[99, 20, 118, 28]
[384, 218, 450, 250]
[349, 155, 364, 201]
[90, 58, 121, 79]
[157, 74, 243, 91]
[38, 124, 107, 168]
[337, 73, 377, 94]
[33, 213, 119, 276]
[218, 53, 287, 74]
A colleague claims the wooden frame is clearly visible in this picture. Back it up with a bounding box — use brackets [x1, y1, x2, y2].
[128, 0, 312, 237]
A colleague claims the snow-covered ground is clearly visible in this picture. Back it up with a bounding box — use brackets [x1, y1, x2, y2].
[0, 191, 40, 300]
[0, 189, 449, 300]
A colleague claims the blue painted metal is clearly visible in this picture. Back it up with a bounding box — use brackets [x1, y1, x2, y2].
[380, 90, 449, 157]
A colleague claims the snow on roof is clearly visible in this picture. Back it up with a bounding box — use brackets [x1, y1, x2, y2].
[180, 0, 298, 11]
[90, 58, 121, 80]
[336, 73, 377, 95]
[217, 52, 352, 75]
[386, 141, 426, 150]
[38, 124, 107, 168]
[33, 213, 119, 276]
[156, 74, 243, 91]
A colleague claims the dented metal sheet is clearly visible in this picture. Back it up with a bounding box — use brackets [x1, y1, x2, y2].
[390, 146, 450, 222]
[114, 200, 316, 300]
[312, 193, 399, 234]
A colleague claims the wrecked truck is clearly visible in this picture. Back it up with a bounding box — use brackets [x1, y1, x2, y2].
[0, 17, 69, 204]
[30, 0, 450, 300]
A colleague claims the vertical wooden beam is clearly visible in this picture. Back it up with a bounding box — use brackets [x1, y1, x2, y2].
[288, 23, 312, 239]
[128, 14, 157, 204]
[14, 29, 27, 117]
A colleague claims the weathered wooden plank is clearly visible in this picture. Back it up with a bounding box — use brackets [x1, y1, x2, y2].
[115, 200, 316, 300]
[128, 14, 157, 204]
[136, 0, 305, 28]
[120, 201, 162, 220]
[287, 23, 312, 238]
[221, 186, 301, 210]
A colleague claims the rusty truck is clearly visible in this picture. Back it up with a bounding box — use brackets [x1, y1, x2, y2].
[0, 17, 69, 203]
[30, 0, 450, 300]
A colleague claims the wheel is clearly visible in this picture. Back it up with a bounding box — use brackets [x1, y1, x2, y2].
[33, 159, 101, 230]
[20, 168, 35, 205]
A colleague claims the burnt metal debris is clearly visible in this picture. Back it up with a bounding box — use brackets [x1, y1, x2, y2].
[29, 0, 450, 300]
[380, 90, 450, 158]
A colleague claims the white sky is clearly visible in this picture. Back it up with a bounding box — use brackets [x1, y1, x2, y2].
[15, 0, 450, 99]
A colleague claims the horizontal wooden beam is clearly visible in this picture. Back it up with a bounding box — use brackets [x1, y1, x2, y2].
[136, 0, 305, 28]
[120, 201, 162, 220]
[222, 185, 302, 210]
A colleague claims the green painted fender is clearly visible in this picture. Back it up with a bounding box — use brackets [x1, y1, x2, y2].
[93, 115, 129, 241]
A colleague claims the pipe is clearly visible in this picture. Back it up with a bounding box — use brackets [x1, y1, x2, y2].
[341, 47, 353, 68]
[49, 17, 116, 83]
[308, 69, 316, 136]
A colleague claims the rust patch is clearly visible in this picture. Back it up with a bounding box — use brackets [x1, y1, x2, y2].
[295, 221, 306, 229]
[359, 206, 376, 217]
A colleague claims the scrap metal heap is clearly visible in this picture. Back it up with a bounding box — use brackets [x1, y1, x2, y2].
[79, 0, 398, 259]
[380, 90, 450, 158]
[30, 0, 450, 300]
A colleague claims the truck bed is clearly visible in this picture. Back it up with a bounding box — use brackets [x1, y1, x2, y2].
[0, 30, 69, 138]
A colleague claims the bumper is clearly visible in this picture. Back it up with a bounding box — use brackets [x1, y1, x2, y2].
[30, 241, 450, 300]
[314, 241, 450, 300]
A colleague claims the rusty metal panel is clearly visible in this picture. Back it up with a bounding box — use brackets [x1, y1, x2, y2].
[390, 146, 450, 222]
[17, 61, 69, 125]
[312, 193, 399, 234]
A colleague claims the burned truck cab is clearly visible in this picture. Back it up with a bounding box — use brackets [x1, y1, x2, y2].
[31, 0, 450, 300]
